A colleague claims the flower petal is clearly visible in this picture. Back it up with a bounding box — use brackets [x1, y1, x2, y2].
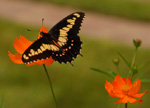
[115, 96, 129, 103]
[128, 79, 141, 95]
[132, 90, 148, 98]
[26, 57, 54, 66]
[26, 60, 45, 66]
[134, 99, 143, 103]
[44, 57, 54, 66]
[14, 36, 32, 54]
[112, 75, 125, 93]
[105, 81, 115, 97]
[8, 51, 24, 64]
[38, 26, 49, 39]
[123, 77, 132, 87]
[115, 96, 139, 103]
[105, 80, 124, 98]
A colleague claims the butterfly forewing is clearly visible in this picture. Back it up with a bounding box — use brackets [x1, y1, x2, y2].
[49, 12, 85, 40]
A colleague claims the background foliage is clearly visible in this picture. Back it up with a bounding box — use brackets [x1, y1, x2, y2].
[33, 0, 150, 21]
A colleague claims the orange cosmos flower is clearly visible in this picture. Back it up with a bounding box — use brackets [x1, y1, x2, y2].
[8, 26, 54, 66]
[105, 75, 148, 103]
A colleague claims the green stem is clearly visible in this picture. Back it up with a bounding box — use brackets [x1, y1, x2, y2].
[125, 103, 127, 108]
[116, 65, 119, 75]
[131, 48, 137, 67]
[129, 48, 137, 79]
[43, 64, 58, 108]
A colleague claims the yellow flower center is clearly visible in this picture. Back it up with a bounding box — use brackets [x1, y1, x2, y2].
[122, 85, 130, 94]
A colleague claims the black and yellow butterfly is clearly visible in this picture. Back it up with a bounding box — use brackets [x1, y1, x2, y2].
[22, 12, 85, 65]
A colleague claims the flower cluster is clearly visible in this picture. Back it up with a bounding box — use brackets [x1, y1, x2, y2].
[91, 39, 149, 106]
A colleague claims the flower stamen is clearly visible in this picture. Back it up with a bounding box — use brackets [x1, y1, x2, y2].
[122, 85, 130, 95]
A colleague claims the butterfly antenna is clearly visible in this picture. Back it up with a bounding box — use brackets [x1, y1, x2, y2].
[42, 18, 44, 26]
[27, 29, 38, 32]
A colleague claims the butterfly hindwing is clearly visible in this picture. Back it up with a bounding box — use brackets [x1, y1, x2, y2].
[22, 37, 59, 64]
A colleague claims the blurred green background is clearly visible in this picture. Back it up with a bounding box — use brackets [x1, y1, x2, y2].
[1, 0, 150, 108]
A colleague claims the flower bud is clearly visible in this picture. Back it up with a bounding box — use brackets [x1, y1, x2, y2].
[133, 39, 141, 49]
[113, 58, 120, 66]
[132, 65, 138, 75]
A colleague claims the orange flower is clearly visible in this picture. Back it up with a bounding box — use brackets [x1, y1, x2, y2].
[8, 26, 54, 66]
[105, 75, 148, 103]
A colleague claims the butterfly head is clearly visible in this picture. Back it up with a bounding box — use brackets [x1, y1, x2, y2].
[40, 31, 47, 36]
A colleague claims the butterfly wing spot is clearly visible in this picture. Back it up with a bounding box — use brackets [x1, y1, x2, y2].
[71, 43, 73, 46]
[50, 45, 59, 51]
[28, 53, 32, 57]
[67, 24, 73, 28]
[60, 34, 67, 37]
[35, 51, 38, 55]
[72, 17, 77, 20]
[73, 13, 80, 18]
[67, 18, 76, 25]
[59, 29, 68, 36]
[69, 46, 71, 49]
[58, 41, 65, 46]
[40, 45, 46, 52]
[62, 27, 70, 32]
[37, 49, 42, 54]
[30, 49, 35, 56]
[59, 37, 67, 43]
[42, 44, 51, 50]
[71, 40, 74, 42]
[23, 54, 29, 60]
[67, 19, 73, 23]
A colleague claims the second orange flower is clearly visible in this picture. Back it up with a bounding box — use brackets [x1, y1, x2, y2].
[105, 75, 148, 103]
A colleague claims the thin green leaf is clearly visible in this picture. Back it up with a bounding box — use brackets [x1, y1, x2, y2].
[141, 78, 150, 82]
[107, 69, 117, 77]
[90, 68, 115, 79]
[117, 52, 130, 68]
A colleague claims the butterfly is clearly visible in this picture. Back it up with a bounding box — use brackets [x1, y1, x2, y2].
[22, 12, 85, 65]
